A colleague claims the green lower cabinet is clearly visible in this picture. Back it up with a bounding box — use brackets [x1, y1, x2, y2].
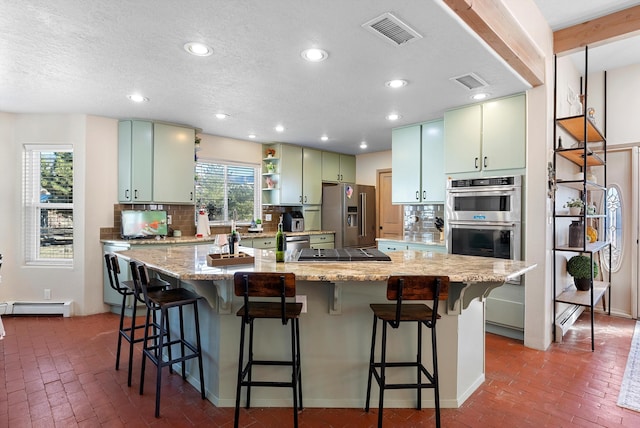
[310, 233, 334, 249]
[250, 237, 277, 249]
[378, 240, 446, 253]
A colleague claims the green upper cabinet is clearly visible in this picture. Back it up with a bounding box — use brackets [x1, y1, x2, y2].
[303, 148, 322, 204]
[153, 123, 195, 204]
[444, 93, 525, 173]
[118, 120, 195, 204]
[118, 120, 153, 203]
[322, 151, 356, 183]
[263, 144, 323, 206]
[392, 120, 445, 204]
[482, 94, 526, 171]
[444, 104, 482, 174]
[339, 154, 356, 183]
[279, 144, 303, 205]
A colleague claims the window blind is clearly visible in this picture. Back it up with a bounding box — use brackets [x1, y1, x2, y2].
[195, 160, 260, 223]
[23, 144, 74, 265]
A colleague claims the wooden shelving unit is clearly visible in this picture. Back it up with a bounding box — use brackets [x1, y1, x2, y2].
[552, 47, 612, 351]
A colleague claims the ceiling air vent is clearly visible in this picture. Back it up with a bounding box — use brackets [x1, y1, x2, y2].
[451, 73, 488, 90]
[362, 12, 423, 47]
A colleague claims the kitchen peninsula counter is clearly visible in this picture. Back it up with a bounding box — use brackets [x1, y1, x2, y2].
[116, 244, 535, 409]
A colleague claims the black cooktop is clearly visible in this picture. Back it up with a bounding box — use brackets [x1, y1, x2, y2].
[296, 248, 391, 262]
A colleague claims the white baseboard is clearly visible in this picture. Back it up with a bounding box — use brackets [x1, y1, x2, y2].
[5, 301, 72, 317]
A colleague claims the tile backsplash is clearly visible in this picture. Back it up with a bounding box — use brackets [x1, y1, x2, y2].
[404, 204, 444, 243]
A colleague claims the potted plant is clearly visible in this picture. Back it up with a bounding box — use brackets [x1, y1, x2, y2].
[566, 255, 598, 291]
[564, 198, 584, 216]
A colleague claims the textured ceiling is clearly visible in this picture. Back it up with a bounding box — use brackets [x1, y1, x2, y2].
[0, 1, 637, 154]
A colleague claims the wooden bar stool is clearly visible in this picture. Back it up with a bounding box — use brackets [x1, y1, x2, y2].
[103, 253, 169, 387]
[130, 261, 206, 418]
[365, 275, 449, 428]
[233, 272, 303, 428]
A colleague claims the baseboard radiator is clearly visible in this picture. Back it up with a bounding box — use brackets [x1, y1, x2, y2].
[4, 301, 72, 317]
[554, 304, 585, 342]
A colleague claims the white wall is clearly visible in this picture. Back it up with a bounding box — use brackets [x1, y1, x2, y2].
[502, 0, 554, 350]
[608, 64, 640, 145]
[355, 150, 392, 185]
[0, 114, 98, 315]
[197, 134, 263, 164]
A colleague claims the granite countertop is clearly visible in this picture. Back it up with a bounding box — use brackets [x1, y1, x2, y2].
[115, 244, 536, 284]
[102, 230, 335, 246]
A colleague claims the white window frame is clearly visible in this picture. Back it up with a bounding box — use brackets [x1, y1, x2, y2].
[23, 144, 74, 266]
[195, 158, 261, 225]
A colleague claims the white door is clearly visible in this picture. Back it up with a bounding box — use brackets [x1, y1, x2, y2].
[596, 148, 636, 318]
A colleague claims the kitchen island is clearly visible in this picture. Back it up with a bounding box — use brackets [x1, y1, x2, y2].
[116, 244, 535, 409]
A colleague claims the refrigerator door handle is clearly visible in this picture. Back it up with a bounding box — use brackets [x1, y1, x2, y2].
[360, 192, 366, 237]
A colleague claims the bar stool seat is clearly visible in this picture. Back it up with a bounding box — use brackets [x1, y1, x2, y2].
[365, 275, 449, 428]
[233, 272, 303, 428]
[104, 253, 169, 386]
[131, 261, 206, 418]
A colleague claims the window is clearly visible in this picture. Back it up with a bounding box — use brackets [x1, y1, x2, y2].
[23, 145, 74, 265]
[602, 185, 623, 272]
[195, 159, 260, 223]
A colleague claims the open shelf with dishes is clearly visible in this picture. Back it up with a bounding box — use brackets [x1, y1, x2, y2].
[552, 46, 612, 351]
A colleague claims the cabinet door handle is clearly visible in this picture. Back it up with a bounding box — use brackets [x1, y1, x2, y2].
[304, 195, 307, 203]
[415, 191, 420, 200]
[125, 189, 130, 199]
[134, 189, 138, 199]
[190, 191, 194, 201]
[474, 157, 479, 169]
[423, 190, 427, 200]
[484, 156, 488, 168]
[299, 195, 303, 203]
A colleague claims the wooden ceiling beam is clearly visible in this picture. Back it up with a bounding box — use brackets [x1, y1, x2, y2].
[443, 0, 545, 87]
[553, 5, 640, 54]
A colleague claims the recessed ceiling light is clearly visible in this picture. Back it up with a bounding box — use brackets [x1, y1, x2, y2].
[215, 113, 229, 119]
[360, 141, 368, 149]
[385, 79, 407, 88]
[386, 113, 401, 121]
[127, 94, 148, 103]
[183, 42, 213, 57]
[471, 92, 489, 100]
[321, 135, 329, 142]
[248, 134, 256, 139]
[301, 48, 328, 62]
[275, 125, 285, 132]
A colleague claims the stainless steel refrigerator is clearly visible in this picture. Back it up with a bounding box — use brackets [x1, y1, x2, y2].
[322, 183, 376, 248]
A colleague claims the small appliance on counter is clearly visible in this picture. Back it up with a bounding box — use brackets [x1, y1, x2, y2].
[283, 211, 304, 232]
[121, 210, 168, 239]
[196, 207, 211, 237]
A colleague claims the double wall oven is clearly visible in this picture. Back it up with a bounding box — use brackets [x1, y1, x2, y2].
[446, 175, 522, 283]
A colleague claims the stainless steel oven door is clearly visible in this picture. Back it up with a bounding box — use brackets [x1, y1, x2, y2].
[447, 221, 522, 283]
[446, 188, 521, 223]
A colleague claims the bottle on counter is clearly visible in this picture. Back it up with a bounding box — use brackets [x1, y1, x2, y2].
[230, 227, 239, 255]
[275, 216, 285, 262]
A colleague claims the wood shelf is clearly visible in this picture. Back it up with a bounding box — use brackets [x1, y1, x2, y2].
[555, 240, 611, 253]
[555, 281, 609, 307]
[557, 115, 605, 143]
[556, 147, 605, 167]
[556, 179, 605, 191]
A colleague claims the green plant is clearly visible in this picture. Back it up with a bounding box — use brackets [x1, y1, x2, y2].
[566, 255, 598, 279]
[564, 198, 584, 209]
[255, 219, 262, 224]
